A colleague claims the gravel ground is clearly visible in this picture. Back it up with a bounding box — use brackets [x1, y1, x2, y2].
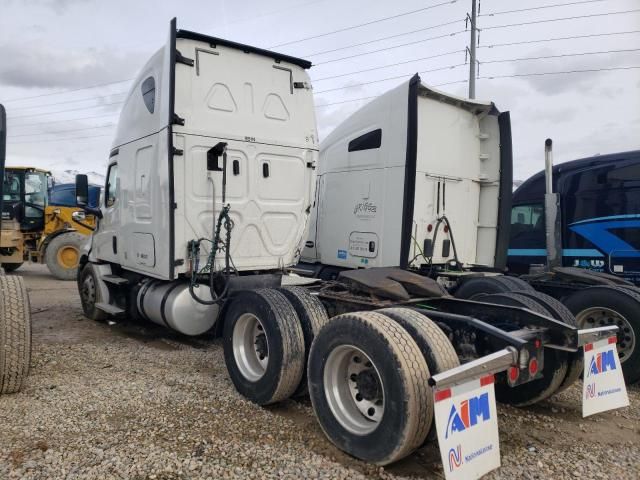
[1, 264, 638, 479]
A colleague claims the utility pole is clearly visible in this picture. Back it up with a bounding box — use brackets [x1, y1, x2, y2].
[468, 0, 477, 99]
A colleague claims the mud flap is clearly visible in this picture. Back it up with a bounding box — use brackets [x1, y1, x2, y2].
[433, 374, 501, 480]
[582, 336, 629, 417]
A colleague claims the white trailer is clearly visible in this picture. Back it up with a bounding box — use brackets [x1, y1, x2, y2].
[75, 27, 621, 475]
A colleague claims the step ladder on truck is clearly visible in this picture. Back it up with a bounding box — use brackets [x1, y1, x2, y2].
[0, 104, 32, 395]
[72, 23, 626, 478]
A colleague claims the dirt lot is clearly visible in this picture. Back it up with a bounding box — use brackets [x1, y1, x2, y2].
[1, 264, 638, 479]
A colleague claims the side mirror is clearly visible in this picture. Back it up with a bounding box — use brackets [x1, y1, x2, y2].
[76, 174, 89, 207]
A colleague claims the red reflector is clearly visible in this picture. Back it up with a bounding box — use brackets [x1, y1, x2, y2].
[608, 336, 617, 345]
[480, 374, 494, 386]
[585, 343, 594, 352]
[444, 225, 449, 233]
[434, 388, 452, 402]
[529, 357, 539, 376]
[534, 339, 541, 349]
[427, 224, 433, 232]
[508, 367, 519, 382]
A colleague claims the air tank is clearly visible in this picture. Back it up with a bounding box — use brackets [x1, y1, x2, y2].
[137, 280, 219, 336]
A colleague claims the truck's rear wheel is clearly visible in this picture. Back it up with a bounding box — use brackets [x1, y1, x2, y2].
[0, 275, 31, 394]
[454, 275, 534, 300]
[78, 263, 108, 321]
[308, 311, 431, 465]
[1, 263, 23, 273]
[478, 292, 568, 406]
[564, 286, 640, 384]
[223, 289, 305, 405]
[513, 291, 583, 393]
[45, 232, 84, 280]
[377, 307, 459, 443]
[277, 286, 329, 396]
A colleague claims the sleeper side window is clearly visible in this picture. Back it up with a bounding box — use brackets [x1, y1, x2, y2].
[105, 163, 118, 208]
[509, 203, 545, 248]
[141, 76, 155, 114]
[348, 129, 382, 152]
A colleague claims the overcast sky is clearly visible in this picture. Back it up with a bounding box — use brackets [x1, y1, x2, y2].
[1, 0, 639, 181]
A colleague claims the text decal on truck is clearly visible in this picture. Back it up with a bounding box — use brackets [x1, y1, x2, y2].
[582, 337, 629, 417]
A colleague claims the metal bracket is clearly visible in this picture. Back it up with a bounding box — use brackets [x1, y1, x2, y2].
[172, 147, 184, 156]
[176, 50, 194, 66]
[172, 113, 185, 126]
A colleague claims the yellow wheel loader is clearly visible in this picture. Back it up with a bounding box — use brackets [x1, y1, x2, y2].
[1, 167, 97, 280]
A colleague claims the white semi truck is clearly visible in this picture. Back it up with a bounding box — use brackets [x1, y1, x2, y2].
[75, 22, 623, 474]
[298, 75, 640, 385]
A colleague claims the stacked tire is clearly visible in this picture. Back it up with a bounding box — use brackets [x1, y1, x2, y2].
[0, 274, 31, 394]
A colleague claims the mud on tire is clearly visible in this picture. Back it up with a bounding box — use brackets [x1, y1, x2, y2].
[308, 311, 432, 465]
[0, 275, 31, 394]
[223, 288, 305, 405]
[78, 263, 108, 321]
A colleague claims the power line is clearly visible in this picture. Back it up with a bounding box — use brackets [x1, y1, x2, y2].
[479, 30, 640, 49]
[10, 92, 128, 112]
[8, 123, 116, 138]
[315, 63, 466, 94]
[480, 0, 606, 17]
[483, 9, 640, 31]
[314, 49, 464, 81]
[7, 133, 113, 145]
[3, 78, 133, 103]
[478, 65, 640, 80]
[305, 22, 464, 58]
[9, 112, 119, 128]
[314, 27, 465, 66]
[480, 48, 640, 65]
[270, 0, 460, 48]
[8, 101, 124, 120]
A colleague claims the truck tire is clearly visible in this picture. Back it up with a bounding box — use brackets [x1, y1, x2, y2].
[478, 292, 568, 406]
[78, 263, 108, 321]
[277, 286, 329, 397]
[564, 286, 640, 384]
[223, 289, 305, 405]
[0, 275, 31, 394]
[454, 275, 534, 300]
[308, 311, 431, 465]
[45, 232, 85, 280]
[377, 307, 459, 443]
[1, 263, 23, 273]
[513, 291, 583, 393]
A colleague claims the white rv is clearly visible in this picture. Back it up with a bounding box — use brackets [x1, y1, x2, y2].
[301, 74, 512, 277]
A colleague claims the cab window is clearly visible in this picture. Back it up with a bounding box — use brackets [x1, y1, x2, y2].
[105, 163, 118, 207]
[509, 203, 545, 248]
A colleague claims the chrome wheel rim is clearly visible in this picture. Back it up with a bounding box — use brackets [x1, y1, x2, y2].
[232, 313, 269, 381]
[576, 307, 636, 363]
[82, 274, 96, 306]
[324, 345, 384, 435]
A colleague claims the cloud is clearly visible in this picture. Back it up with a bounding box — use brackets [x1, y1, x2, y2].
[0, 42, 147, 89]
[21, 0, 92, 15]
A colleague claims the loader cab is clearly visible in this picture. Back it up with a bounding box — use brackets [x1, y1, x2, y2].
[508, 151, 640, 284]
[2, 167, 51, 232]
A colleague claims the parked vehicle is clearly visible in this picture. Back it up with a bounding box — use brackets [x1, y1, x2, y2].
[74, 26, 620, 475]
[0, 104, 32, 395]
[0, 175, 99, 280]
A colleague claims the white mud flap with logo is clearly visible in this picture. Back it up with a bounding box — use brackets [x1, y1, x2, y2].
[434, 374, 501, 480]
[582, 336, 629, 417]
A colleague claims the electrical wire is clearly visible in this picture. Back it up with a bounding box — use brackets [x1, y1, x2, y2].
[7, 133, 113, 144]
[3, 78, 133, 103]
[482, 9, 640, 31]
[8, 101, 124, 119]
[479, 30, 640, 49]
[314, 64, 465, 94]
[8, 112, 119, 128]
[9, 92, 128, 112]
[478, 65, 640, 80]
[8, 123, 116, 138]
[270, 0, 460, 48]
[314, 49, 464, 81]
[480, 0, 606, 17]
[480, 48, 640, 65]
